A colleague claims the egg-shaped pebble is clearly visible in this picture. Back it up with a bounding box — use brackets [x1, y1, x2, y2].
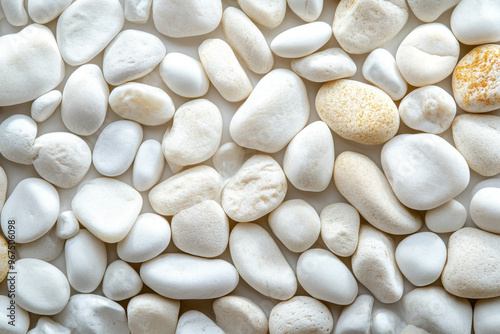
[381, 133, 470, 210]
[102, 260, 143, 301]
[213, 296, 268, 334]
[407, 0, 460, 22]
[141, 253, 239, 299]
[212, 142, 246, 180]
[269, 296, 333, 334]
[425, 199, 467, 233]
[230, 69, 309, 153]
[396, 23, 459, 87]
[31, 90, 61, 122]
[61, 64, 109, 136]
[132, 140, 165, 192]
[1, 178, 59, 243]
[451, 0, 500, 45]
[271, 22, 332, 58]
[17, 227, 64, 262]
[1, 0, 28, 26]
[28, 317, 70, 334]
[55, 211, 80, 240]
[221, 155, 287, 222]
[333, 0, 408, 54]
[128, 293, 180, 334]
[474, 297, 500, 334]
[0, 114, 37, 165]
[371, 309, 405, 334]
[320, 203, 360, 257]
[470, 187, 500, 234]
[237, 0, 285, 29]
[287, 0, 323, 22]
[177, 311, 225, 334]
[159, 52, 209, 98]
[149, 165, 221, 216]
[27, 0, 72, 24]
[72, 177, 143, 243]
[335, 295, 374, 334]
[124, 0, 152, 23]
[291, 48, 356, 83]
[230, 223, 297, 300]
[0, 295, 30, 334]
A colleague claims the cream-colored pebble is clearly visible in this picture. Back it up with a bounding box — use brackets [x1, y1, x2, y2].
[320, 203, 360, 257]
[237, 0, 286, 29]
[127, 294, 180, 334]
[213, 296, 268, 334]
[291, 48, 356, 83]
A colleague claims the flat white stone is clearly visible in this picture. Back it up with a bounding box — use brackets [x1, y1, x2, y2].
[61, 64, 109, 136]
[320, 203, 360, 257]
[451, 0, 500, 45]
[1, 178, 59, 243]
[271, 22, 332, 58]
[213, 296, 268, 334]
[28, 317, 70, 334]
[17, 227, 64, 262]
[141, 253, 239, 299]
[230, 69, 309, 153]
[470, 187, 500, 234]
[128, 294, 180, 334]
[93, 120, 143, 177]
[288, 0, 323, 22]
[176, 311, 224, 334]
[0, 114, 37, 165]
[371, 309, 405, 334]
[56, 0, 124, 66]
[124, 0, 152, 23]
[291, 48, 356, 83]
[0, 295, 30, 334]
[229, 223, 297, 300]
[212, 142, 246, 180]
[408, 0, 460, 22]
[117, 213, 170, 263]
[0, 24, 64, 107]
[425, 199, 467, 233]
[56, 211, 80, 240]
[474, 296, 500, 334]
[133, 139, 165, 192]
[102, 260, 143, 301]
[334, 295, 374, 334]
[27, 0, 72, 24]
[363, 48, 407, 100]
[31, 90, 62, 122]
[237, 0, 286, 29]
[1, 0, 28, 26]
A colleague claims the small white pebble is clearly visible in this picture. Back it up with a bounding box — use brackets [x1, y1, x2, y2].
[31, 90, 62, 122]
[56, 210, 80, 240]
[1, 0, 28, 26]
[291, 48, 356, 83]
[470, 187, 500, 234]
[27, 317, 70, 334]
[271, 22, 332, 58]
[320, 203, 360, 257]
[124, 0, 152, 23]
[132, 139, 165, 192]
[237, 0, 286, 29]
[0, 114, 37, 165]
[287, 0, 324, 22]
[27, 0, 72, 24]
[425, 199, 467, 233]
[363, 48, 407, 100]
[102, 260, 143, 301]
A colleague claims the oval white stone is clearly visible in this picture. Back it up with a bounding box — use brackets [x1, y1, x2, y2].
[132, 140, 165, 192]
[271, 21, 332, 58]
[102, 260, 143, 301]
[291, 48, 356, 83]
[237, 0, 286, 29]
[320, 203, 360, 257]
[425, 199, 467, 233]
[127, 294, 180, 334]
[363, 48, 407, 100]
[31, 90, 62, 122]
[0, 296, 30, 334]
[470, 187, 500, 234]
[0, 114, 37, 165]
[287, 0, 323, 22]
[451, 0, 500, 45]
[176, 311, 225, 334]
[27, 0, 72, 24]
[213, 296, 268, 334]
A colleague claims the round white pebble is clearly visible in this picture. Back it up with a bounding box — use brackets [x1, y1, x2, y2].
[0, 114, 37, 165]
[102, 260, 143, 301]
[425, 199, 467, 233]
[470, 187, 500, 234]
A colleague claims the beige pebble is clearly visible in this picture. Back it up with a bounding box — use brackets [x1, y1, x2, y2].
[127, 293, 180, 334]
[213, 296, 268, 334]
[237, 0, 285, 29]
[320, 203, 360, 257]
[0, 235, 7, 284]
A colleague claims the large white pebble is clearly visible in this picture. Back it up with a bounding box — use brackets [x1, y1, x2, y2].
[268, 199, 320, 252]
[381, 133, 470, 210]
[425, 199, 467, 233]
[334, 295, 374, 334]
[230, 69, 309, 153]
[238, 0, 285, 29]
[320, 203, 360, 257]
[55, 294, 128, 334]
[451, 0, 500, 45]
[288, 0, 323, 22]
[298, 248, 358, 305]
[291, 48, 356, 83]
[17, 227, 64, 262]
[199, 39, 253, 102]
[1, 0, 28, 26]
[149, 165, 221, 216]
[93, 120, 143, 177]
[283, 121, 334, 192]
[269, 296, 333, 334]
[470, 187, 500, 234]
[0, 295, 30, 334]
[65, 229, 107, 293]
[212, 142, 246, 180]
[124, 0, 152, 23]
[133, 140, 165, 192]
[0, 24, 64, 107]
[56, 0, 124, 66]
[221, 155, 287, 222]
[396, 232, 447, 286]
[55, 211, 80, 240]
[159, 52, 209, 98]
[1, 178, 59, 243]
[72, 178, 143, 243]
[474, 297, 500, 334]
[102, 260, 143, 301]
[128, 294, 180, 334]
[141, 253, 239, 299]
[213, 296, 268, 334]
[153, 0, 222, 38]
[15, 258, 70, 315]
[176, 311, 225, 334]
[271, 22, 332, 58]
[363, 48, 407, 100]
[27, 0, 72, 24]
[408, 0, 460, 22]
[31, 90, 61, 122]
[61, 64, 109, 136]
[396, 23, 460, 87]
[28, 317, 70, 334]
[230, 223, 297, 300]
[0, 114, 37, 165]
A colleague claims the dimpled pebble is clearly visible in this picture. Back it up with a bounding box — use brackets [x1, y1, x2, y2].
[287, 0, 323, 22]
[102, 260, 143, 301]
[425, 199, 467, 233]
[27, 0, 72, 24]
[270, 22, 332, 58]
[470, 187, 500, 234]
[127, 293, 180, 334]
[0, 114, 37, 165]
[316, 79, 399, 145]
[132, 140, 165, 192]
[0, 296, 30, 334]
[451, 0, 500, 45]
[213, 296, 268, 334]
[31, 90, 62, 122]
[237, 0, 286, 29]
[320, 203, 360, 257]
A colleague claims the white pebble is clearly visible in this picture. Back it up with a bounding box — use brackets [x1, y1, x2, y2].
[17, 227, 64, 262]
[271, 21, 332, 58]
[159, 52, 209, 98]
[237, 0, 286, 29]
[128, 294, 180, 334]
[474, 296, 500, 334]
[56, 211, 80, 240]
[176, 311, 224, 334]
[212, 142, 245, 180]
[102, 260, 143, 301]
[408, 0, 460, 22]
[287, 0, 323, 22]
[425, 199, 467, 233]
[0, 295, 30, 334]
[320, 203, 360, 257]
[0, 114, 37, 165]
[213, 296, 268, 334]
[0, 167, 6, 212]
[27, 0, 72, 24]
[28, 317, 70, 334]
[124, 0, 152, 23]
[31, 90, 61, 122]
[1, 0, 28, 26]
[291, 48, 356, 83]
[470, 187, 500, 234]
[93, 120, 143, 177]
[371, 309, 405, 334]
[334, 295, 374, 334]
[451, 0, 500, 45]
[133, 140, 165, 192]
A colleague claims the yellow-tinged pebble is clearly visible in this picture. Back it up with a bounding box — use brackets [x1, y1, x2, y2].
[0, 235, 8, 283]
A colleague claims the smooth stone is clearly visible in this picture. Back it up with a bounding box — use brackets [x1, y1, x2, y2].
[451, 0, 500, 44]
[401, 325, 431, 334]
[442, 227, 500, 298]
[16, 258, 70, 315]
[371, 309, 405, 334]
[56, 211, 80, 240]
[320, 203, 360, 257]
[292, 48, 356, 83]
[396, 23, 460, 87]
[222, 7, 274, 74]
[56, 0, 124, 66]
[0, 114, 37, 165]
[212, 142, 245, 180]
[402, 286, 473, 334]
[159, 52, 210, 98]
[132, 140, 165, 192]
[237, 0, 286, 29]
[55, 294, 128, 334]
[381, 133, 470, 210]
[171, 200, 229, 258]
[176, 311, 225, 334]
[334, 295, 374, 334]
[363, 48, 407, 100]
[93, 120, 143, 177]
[31, 90, 62, 122]
[425, 199, 467, 233]
[1, 178, 59, 243]
[352, 224, 404, 303]
[128, 293, 180, 334]
[199, 38, 253, 102]
[268, 199, 321, 253]
[229, 223, 297, 300]
[474, 296, 500, 334]
[470, 187, 500, 234]
[28, 317, 70, 334]
[141, 253, 239, 299]
[1, 0, 28, 26]
[124, 0, 152, 23]
[399, 85, 456, 134]
[408, 0, 460, 22]
[270, 21, 332, 58]
[61, 64, 109, 136]
[283, 121, 334, 192]
[221, 155, 287, 222]
[334, 151, 422, 234]
[109, 82, 175, 126]
[117, 213, 170, 263]
[102, 260, 143, 301]
[33, 132, 92, 188]
[288, 0, 323, 22]
[297, 248, 358, 305]
[162, 99, 222, 166]
[0, 235, 6, 283]
[213, 296, 268, 334]
[17, 227, 64, 262]
[153, 0, 222, 38]
[269, 296, 333, 334]
[149, 165, 221, 216]
[316, 79, 399, 145]
[27, 0, 71, 24]
[0, 295, 30, 334]
[103, 29, 166, 86]
[230, 69, 309, 153]
[65, 229, 107, 293]
[0, 168, 5, 220]
[452, 114, 500, 176]
[333, 0, 408, 54]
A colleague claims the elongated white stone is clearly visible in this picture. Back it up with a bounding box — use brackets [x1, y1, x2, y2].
[27, 0, 72, 24]
[31, 90, 61, 122]
[133, 140, 165, 192]
[271, 22, 332, 58]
